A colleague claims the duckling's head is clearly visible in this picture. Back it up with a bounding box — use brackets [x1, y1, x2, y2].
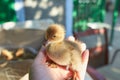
[45, 24, 65, 43]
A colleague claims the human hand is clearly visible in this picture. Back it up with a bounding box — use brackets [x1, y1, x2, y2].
[29, 36, 89, 80]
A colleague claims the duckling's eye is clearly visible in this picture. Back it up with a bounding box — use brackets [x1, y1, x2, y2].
[53, 35, 56, 38]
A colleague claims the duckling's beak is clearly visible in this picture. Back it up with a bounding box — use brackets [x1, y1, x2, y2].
[45, 40, 51, 46]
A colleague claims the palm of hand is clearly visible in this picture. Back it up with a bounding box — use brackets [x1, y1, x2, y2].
[29, 37, 89, 80]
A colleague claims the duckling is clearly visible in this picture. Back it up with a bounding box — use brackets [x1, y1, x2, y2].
[45, 24, 83, 80]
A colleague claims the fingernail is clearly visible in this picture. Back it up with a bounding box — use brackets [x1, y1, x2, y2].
[81, 43, 86, 52]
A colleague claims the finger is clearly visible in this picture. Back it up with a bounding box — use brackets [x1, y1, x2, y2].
[77, 50, 89, 80]
[67, 36, 75, 41]
[81, 49, 89, 64]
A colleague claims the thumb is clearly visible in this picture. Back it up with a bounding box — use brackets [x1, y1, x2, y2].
[34, 46, 46, 63]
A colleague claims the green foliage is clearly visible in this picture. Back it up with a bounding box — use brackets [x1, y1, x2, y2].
[73, 0, 105, 31]
[0, 0, 16, 24]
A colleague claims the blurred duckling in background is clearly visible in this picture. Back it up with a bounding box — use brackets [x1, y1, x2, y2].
[1, 48, 24, 60]
[45, 24, 86, 80]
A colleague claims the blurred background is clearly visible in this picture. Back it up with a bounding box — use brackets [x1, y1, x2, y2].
[0, 0, 120, 80]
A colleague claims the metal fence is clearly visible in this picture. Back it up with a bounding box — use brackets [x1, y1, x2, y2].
[73, 0, 106, 31]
